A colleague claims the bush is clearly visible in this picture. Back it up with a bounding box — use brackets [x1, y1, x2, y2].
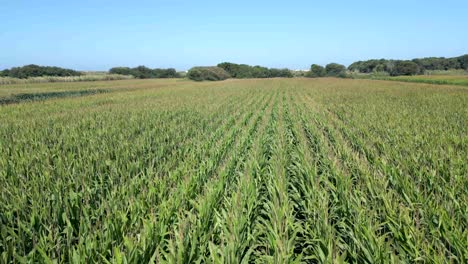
[306, 64, 326, 78]
[1, 65, 82, 79]
[391, 61, 420, 76]
[325, 63, 347, 77]
[187, 67, 231, 81]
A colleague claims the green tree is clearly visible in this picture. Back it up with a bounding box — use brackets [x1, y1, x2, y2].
[130, 66, 153, 79]
[458, 55, 468, 70]
[187, 66, 231, 81]
[218, 62, 292, 79]
[391, 61, 420, 76]
[3, 65, 82, 78]
[306, 64, 325, 77]
[109, 67, 133, 75]
[153, 68, 179, 78]
[0, 69, 10, 77]
[325, 63, 347, 77]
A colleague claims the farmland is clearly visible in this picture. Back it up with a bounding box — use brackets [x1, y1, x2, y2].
[0, 78, 467, 262]
[352, 74, 468, 87]
[387, 75, 468, 86]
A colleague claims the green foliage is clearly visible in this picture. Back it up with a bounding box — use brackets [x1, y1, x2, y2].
[217, 62, 293, 78]
[250, 65, 270, 78]
[109, 67, 133, 75]
[0, 69, 10, 77]
[458, 54, 468, 70]
[0, 64, 82, 78]
[348, 59, 389, 73]
[268, 68, 293, 78]
[325, 63, 347, 77]
[217, 62, 251, 78]
[306, 64, 326, 78]
[132, 66, 153, 79]
[348, 54, 468, 76]
[153, 68, 178, 78]
[109, 66, 179, 79]
[412, 57, 461, 71]
[390, 61, 420, 76]
[187, 66, 231, 81]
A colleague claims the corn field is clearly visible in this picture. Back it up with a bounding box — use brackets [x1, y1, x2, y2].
[0, 78, 467, 263]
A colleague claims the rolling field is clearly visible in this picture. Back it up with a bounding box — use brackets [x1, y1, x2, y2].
[388, 75, 468, 86]
[354, 74, 468, 87]
[1, 78, 467, 263]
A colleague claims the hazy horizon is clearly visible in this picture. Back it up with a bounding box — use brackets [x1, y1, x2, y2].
[2, 0, 467, 71]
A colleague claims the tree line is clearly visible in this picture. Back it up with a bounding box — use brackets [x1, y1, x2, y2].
[216, 63, 293, 78]
[0, 64, 180, 79]
[348, 54, 468, 76]
[2, 54, 467, 81]
[187, 62, 294, 81]
[0, 65, 82, 79]
[109, 66, 179, 79]
[306, 63, 347, 78]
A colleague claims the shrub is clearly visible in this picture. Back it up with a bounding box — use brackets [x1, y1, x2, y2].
[306, 64, 326, 78]
[325, 63, 347, 77]
[187, 67, 231, 81]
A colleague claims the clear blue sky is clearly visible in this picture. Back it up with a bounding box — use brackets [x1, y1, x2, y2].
[1, 0, 467, 71]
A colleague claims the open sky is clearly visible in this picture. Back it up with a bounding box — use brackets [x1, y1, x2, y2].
[1, 0, 467, 71]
